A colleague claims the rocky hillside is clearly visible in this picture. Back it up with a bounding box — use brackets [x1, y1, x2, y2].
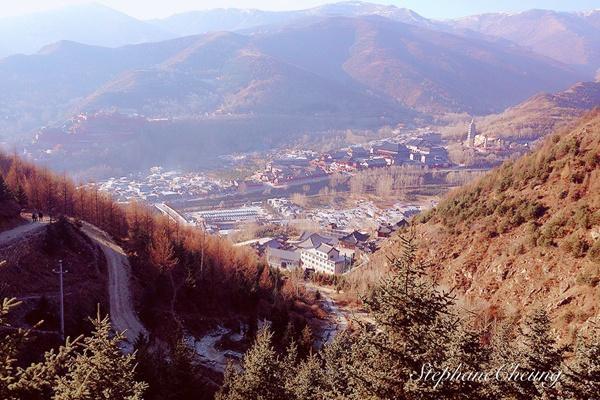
[373, 112, 600, 343]
[476, 81, 600, 140]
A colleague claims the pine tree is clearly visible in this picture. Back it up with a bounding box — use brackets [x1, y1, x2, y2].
[560, 320, 600, 399]
[0, 175, 14, 202]
[288, 353, 326, 400]
[349, 235, 458, 399]
[321, 331, 359, 399]
[150, 229, 178, 273]
[298, 324, 313, 358]
[14, 185, 28, 208]
[281, 339, 299, 385]
[216, 326, 288, 400]
[0, 298, 28, 400]
[10, 337, 78, 399]
[166, 339, 207, 400]
[52, 313, 147, 399]
[486, 319, 520, 399]
[513, 309, 564, 399]
[149, 229, 181, 329]
[1, 300, 146, 400]
[443, 322, 492, 399]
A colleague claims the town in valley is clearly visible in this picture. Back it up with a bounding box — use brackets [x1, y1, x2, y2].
[84, 117, 532, 276]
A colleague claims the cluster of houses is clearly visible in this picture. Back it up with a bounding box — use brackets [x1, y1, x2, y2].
[261, 158, 329, 186]
[326, 135, 449, 171]
[94, 167, 232, 203]
[260, 231, 377, 275]
[266, 198, 303, 218]
[248, 132, 450, 187]
[377, 219, 409, 238]
[256, 218, 412, 275]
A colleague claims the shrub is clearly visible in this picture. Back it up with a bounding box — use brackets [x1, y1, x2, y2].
[589, 240, 600, 262]
[585, 150, 600, 168]
[573, 205, 592, 229]
[562, 233, 589, 258]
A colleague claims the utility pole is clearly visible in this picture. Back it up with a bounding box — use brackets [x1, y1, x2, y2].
[53, 260, 68, 341]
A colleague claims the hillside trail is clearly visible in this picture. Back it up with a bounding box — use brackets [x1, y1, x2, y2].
[1, 217, 147, 351]
[80, 221, 147, 349]
[0, 219, 46, 246]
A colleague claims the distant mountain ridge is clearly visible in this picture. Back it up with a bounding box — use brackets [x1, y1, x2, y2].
[0, 14, 584, 138]
[449, 9, 600, 74]
[1, 1, 598, 76]
[150, 1, 440, 36]
[0, 3, 172, 57]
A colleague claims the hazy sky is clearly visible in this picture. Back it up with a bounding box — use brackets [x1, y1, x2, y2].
[1, 0, 598, 20]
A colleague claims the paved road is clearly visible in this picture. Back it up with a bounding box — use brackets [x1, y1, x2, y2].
[0, 221, 46, 246]
[80, 222, 147, 346]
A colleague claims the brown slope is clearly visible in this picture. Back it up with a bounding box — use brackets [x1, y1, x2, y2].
[0, 218, 108, 337]
[477, 81, 600, 140]
[401, 111, 600, 342]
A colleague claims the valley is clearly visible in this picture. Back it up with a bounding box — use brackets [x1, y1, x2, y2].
[0, 1, 599, 400]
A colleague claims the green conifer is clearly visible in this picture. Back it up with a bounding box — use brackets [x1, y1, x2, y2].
[1, 300, 146, 400]
[216, 326, 287, 400]
[288, 353, 326, 400]
[321, 331, 359, 399]
[561, 320, 600, 399]
[513, 309, 564, 399]
[0, 175, 14, 202]
[52, 313, 147, 399]
[350, 235, 457, 399]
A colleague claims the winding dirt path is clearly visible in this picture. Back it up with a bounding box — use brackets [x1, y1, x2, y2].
[0, 221, 46, 246]
[80, 222, 147, 345]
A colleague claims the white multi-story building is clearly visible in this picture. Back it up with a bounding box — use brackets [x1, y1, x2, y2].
[300, 243, 348, 275]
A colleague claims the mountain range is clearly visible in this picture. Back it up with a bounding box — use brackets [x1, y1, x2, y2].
[450, 9, 600, 75]
[0, 11, 588, 139]
[0, 3, 170, 57]
[0, 1, 598, 177]
[1, 2, 598, 74]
